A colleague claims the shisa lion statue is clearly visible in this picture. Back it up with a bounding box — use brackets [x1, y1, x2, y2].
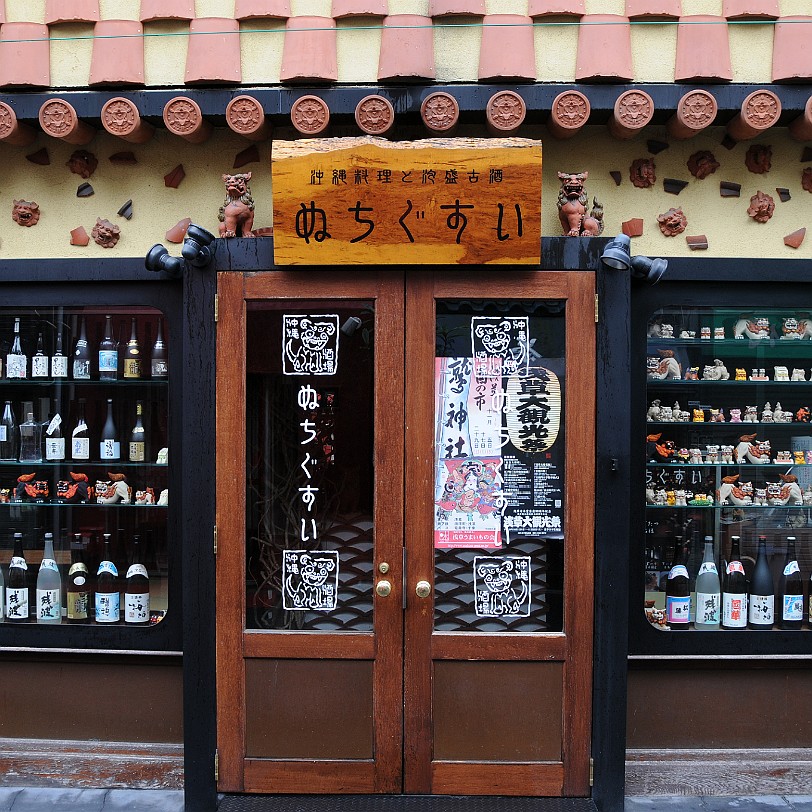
[218, 172, 255, 238]
[557, 172, 604, 237]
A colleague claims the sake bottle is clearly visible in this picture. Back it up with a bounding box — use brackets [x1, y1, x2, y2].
[694, 537, 720, 630]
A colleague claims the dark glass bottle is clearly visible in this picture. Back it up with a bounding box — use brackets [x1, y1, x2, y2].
[31, 331, 48, 378]
[748, 535, 775, 629]
[129, 400, 146, 462]
[73, 316, 91, 380]
[51, 328, 68, 379]
[70, 398, 90, 461]
[99, 315, 118, 381]
[100, 398, 120, 461]
[95, 534, 120, 624]
[6, 317, 27, 379]
[151, 317, 168, 379]
[0, 401, 17, 461]
[66, 534, 90, 624]
[778, 536, 804, 630]
[125, 534, 150, 626]
[5, 532, 29, 622]
[665, 535, 691, 630]
[44, 400, 65, 462]
[124, 317, 141, 379]
[722, 535, 748, 630]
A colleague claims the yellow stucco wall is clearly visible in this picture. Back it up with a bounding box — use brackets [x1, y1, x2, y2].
[1, 126, 807, 260]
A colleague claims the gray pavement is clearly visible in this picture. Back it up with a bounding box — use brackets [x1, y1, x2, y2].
[626, 798, 812, 812]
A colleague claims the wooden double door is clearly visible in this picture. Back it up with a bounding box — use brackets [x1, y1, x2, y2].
[216, 269, 595, 797]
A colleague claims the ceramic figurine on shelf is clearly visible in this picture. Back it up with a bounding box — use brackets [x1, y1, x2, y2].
[793, 451, 806, 465]
[806, 450, 812, 465]
[647, 322, 665, 338]
[752, 487, 767, 506]
[729, 408, 743, 423]
[743, 406, 758, 422]
[774, 451, 792, 464]
[157, 489, 168, 506]
[666, 490, 676, 506]
[649, 350, 681, 380]
[0, 489, 9, 503]
[692, 408, 705, 422]
[677, 447, 691, 463]
[791, 368, 806, 381]
[780, 317, 812, 340]
[679, 330, 696, 339]
[733, 434, 771, 464]
[659, 406, 673, 422]
[685, 367, 700, 380]
[761, 402, 774, 423]
[689, 493, 713, 506]
[767, 474, 803, 505]
[645, 485, 657, 504]
[716, 474, 753, 506]
[709, 408, 726, 422]
[804, 485, 812, 505]
[647, 399, 662, 421]
[714, 327, 725, 339]
[750, 368, 769, 381]
[135, 487, 155, 505]
[774, 366, 790, 381]
[700, 327, 712, 340]
[14, 473, 48, 502]
[773, 403, 792, 423]
[735, 368, 747, 381]
[689, 448, 703, 464]
[734, 316, 771, 340]
[660, 324, 674, 339]
[653, 489, 667, 505]
[675, 489, 687, 506]
[56, 472, 92, 503]
[796, 406, 811, 422]
[705, 445, 720, 464]
[721, 445, 735, 463]
[647, 433, 677, 462]
[157, 448, 168, 464]
[702, 359, 729, 381]
[96, 473, 132, 504]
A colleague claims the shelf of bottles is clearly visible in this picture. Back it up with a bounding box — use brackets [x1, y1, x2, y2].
[645, 307, 812, 633]
[0, 307, 168, 628]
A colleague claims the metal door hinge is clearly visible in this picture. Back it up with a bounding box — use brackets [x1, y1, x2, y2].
[589, 757, 594, 787]
[594, 294, 599, 323]
[214, 750, 219, 782]
[214, 293, 219, 323]
[213, 525, 218, 555]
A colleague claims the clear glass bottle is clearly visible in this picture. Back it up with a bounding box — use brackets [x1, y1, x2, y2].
[70, 399, 90, 461]
[36, 533, 62, 624]
[99, 315, 118, 381]
[73, 316, 91, 380]
[19, 412, 42, 463]
[694, 537, 721, 630]
[0, 401, 17, 460]
[44, 403, 65, 462]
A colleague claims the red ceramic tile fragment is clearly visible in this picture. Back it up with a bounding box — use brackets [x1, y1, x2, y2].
[234, 0, 290, 19]
[675, 16, 732, 82]
[26, 148, 50, 165]
[140, 0, 194, 22]
[626, 0, 680, 19]
[773, 17, 812, 83]
[109, 151, 137, 165]
[254, 226, 273, 237]
[789, 97, 812, 142]
[686, 234, 708, 250]
[46, 0, 99, 24]
[166, 218, 191, 243]
[528, 0, 584, 15]
[233, 144, 260, 168]
[334, 0, 388, 17]
[185, 18, 241, 84]
[429, 0, 484, 16]
[378, 15, 434, 81]
[575, 15, 633, 82]
[164, 164, 186, 188]
[622, 218, 644, 237]
[723, 0, 779, 19]
[609, 170, 622, 186]
[70, 226, 90, 246]
[281, 16, 337, 83]
[0, 23, 50, 88]
[479, 15, 535, 82]
[0, 101, 36, 145]
[784, 228, 806, 249]
[90, 21, 144, 86]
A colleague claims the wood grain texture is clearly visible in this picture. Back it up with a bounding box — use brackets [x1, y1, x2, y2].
[431, 632, 566, 661]
[431, 762, 564, 796]
[243, 631, 375, 659]
[244, 759, 376, 794]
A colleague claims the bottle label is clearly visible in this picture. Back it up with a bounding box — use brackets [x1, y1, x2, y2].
[698, 562, 718, 575]
[97, 561, 119, 577]
[73, 360, 90, 379]
[10, 556, 27, 571]
[6, 353, 27, 378]
[31, 356, 48, 377]
[668, 565, 689, 580]
[782, 594, 804, 621]
[124, 359, 141, 378]
[695, 592, 720, 625]
[783, 561, 801, 576]
[0, 426, 5, 442]
[748, 594, 775, 625]
[722, 593, 748, 627]
[36, 588, 61, 621]
[46, 414, 62, 436]
[45, 438, 65, 460]
[666, 595, 691, 623]
[6, 587, 28, 619]
[152, 359, 168, 377]
[99, 350, 118, 373]
[125, 592, 150, 623]
[71, 437, 89, 459]
[51, 356, 68, 378]
[726, 561, 745, 575]
[68, 562, 88, 578]
[95, 591, 120, 623]
[67, 591, 88, 619]
[100, 440, 121, 460]
[0, 584, 3, 620]
[126, 564, 148, 579]
[40, 558, 58, 572]
[129, 441, 145, 462]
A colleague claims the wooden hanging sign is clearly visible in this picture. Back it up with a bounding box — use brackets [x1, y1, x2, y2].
[272, 136, 542, 265]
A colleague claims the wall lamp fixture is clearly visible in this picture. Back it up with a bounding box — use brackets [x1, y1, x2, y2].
[145, 224, 216, 278]
[600, 234, 668, 285]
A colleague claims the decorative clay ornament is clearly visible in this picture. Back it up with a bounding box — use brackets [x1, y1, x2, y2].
[91, 218, 121, 248]
[734, 315, 770, 339]
[14, 473, 48, 502]
[657, 207, 687, 237]
[747, 190, 775, 223]
[556, 172, 604, 237]
[12, 199, 40, 227]
[96, 473, 131, 504]
[56, 472, 92, 503]
[218, 172, 255, 238]
[733, 434, 771, 464]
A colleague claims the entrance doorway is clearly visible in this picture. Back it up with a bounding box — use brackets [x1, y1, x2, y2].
[215, 270, 595, 797]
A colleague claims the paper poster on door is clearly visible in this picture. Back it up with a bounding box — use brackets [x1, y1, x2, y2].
[473, 556, 531, 617]
[471, 316, 529, 379]
[282, 549, 339, 611]
[282, 314, 340, 375]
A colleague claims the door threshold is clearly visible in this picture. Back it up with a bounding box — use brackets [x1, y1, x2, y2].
[217, 796, 597, 811]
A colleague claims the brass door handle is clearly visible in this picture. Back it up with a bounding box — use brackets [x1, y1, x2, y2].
[375, 580, 392, 598]
[415, 580, 431, 599]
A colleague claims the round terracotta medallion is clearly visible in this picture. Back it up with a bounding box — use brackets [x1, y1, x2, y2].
[291, 95, 330, 135]
[614, 90, 654, 131]
[0, 102, 17, 140]
[163, 97, 204, 137]
[677, 90, 717, 131]
[486, 91, 526, 133]
[742, 90, 781, 131]
[226, 95, 265, 136]
[550, 91, 590, 132]
[420, 92, 459, 133]
[39, 99, 79, 138]
[101, 97, 140, 138]
[355, 95, 394, 135]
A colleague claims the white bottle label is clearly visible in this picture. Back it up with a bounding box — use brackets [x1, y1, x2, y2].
[10, 556, 27, 571]
[100, 440, 120, 460]
[6, 587, 28, 619]
[73, 359, 90, 379]
[695, 592, 720, 625]
[722, 593, 748, 627]
[727, 561, 745, 575]
[152, 359, 168, 377]
[782, 594, 804, 621]
[0, 426, 5, 442]
[0, 584, 4, 620]
[783, 561, 800, 576]
[126, 564, 148, 579]
[668, 565, 689, 579]
[45, 438, 65, 460]
[95, 591, 120, 623]
[6, 354, 27, 378]
[31, 356, 48, 377]
[51, 356, 68, 378]
[99, 350, 117, 374]
[40, 558, 58, 572]
[97, 561, 118, 578]
[36, 588, 61, 621]
[698, 562, 718, 575]
[46, 414, 62, 436]
[666, 595, 690, 623]
[129, 442, 145, 462]
[748, 594, 775, 624]
[71, 437, 89, 459]
[125, 592, 150, 623]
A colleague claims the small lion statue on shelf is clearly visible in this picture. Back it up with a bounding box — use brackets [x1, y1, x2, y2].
[218, 172, 255, 238]
[557, 171, 604, 237]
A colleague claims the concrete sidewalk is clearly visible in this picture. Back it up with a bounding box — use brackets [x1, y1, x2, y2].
[626, 798, 812, 811]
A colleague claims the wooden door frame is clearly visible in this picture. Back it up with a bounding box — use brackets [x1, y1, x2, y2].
[404, 269, 596, 796]
[215, 270, 405, 794]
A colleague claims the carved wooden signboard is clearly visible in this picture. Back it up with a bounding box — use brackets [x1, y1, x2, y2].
[272, 136, 542, 265]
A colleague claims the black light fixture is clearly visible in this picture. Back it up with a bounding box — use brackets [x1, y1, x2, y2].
[145, 224, 216, 277]
[600, 233, 667, 284]
[340, 316, 363, 336]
